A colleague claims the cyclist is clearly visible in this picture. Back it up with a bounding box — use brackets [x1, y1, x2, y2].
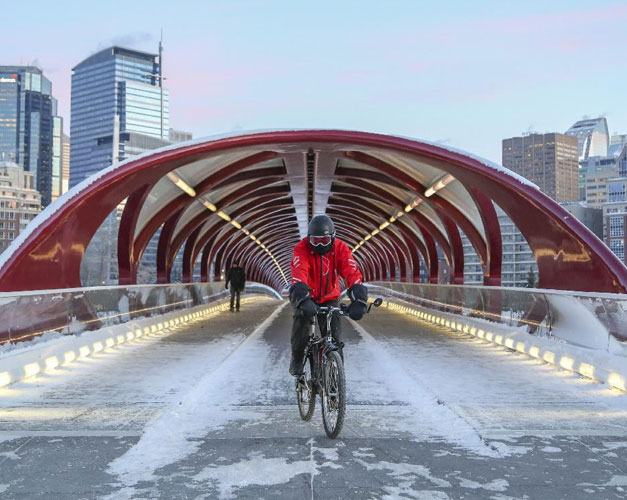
[288, 215, 368, 376]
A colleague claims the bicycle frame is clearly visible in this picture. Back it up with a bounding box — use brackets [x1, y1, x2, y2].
[305, 305, 344, 392]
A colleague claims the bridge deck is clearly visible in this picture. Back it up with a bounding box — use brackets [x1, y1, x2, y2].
[1, 298, 627, 499]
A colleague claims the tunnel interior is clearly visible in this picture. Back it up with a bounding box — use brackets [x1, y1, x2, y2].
[1, 130, 626, 293]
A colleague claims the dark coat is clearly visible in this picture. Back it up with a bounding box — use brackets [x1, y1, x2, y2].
[226, 266, 246, 291]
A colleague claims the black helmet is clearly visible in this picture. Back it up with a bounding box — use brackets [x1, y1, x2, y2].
[308, 215, 335, 255]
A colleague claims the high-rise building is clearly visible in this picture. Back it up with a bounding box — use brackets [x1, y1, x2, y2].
[70, 46, 170, 187]
[169, 128, 193, 143]
[565, 117, 609, 160]
[581, 161, 617, 207]
[463, 204, 538, 287]
[601, 146, 627, 264]
[0, 161, 42, 252]
[502, 133, 579, 202]
[61, 133, 70, 195]
[609, 134, 627, 158]
[0, 66, 64, 207]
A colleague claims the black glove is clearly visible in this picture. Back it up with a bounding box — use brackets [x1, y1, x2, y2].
[289, 282, 317, 319]
[225, 284, 229, 290]
[289, 282, 310, 306]
[299, 298, 318, 319]
[347, 283, 368, 321]
[347, 301, 367, 321]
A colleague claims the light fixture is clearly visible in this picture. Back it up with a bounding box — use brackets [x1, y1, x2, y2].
[404, 198, 422, 213]
[166, 172, 196, 197]
[425, 174, 455, 198]
[217, 211, 231, 222]
[379, 221, 390, 230]
[230, 220, 242, 229]
[202, 199, 217, 211]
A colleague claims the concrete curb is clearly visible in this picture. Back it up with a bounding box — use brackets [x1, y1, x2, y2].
[383, 299, 627, 393]
[0, 295, 265, 389]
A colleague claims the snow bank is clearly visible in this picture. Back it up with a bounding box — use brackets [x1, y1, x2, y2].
[383, 298, 627, 393]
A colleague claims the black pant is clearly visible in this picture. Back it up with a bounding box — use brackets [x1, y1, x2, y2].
[291, 300, 341, 359]
[230, 289, 241, 310]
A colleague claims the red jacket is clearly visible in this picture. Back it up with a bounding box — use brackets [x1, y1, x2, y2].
[291, 237, 363, 303]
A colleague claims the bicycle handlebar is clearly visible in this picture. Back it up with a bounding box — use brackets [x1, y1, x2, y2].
[317, 297, 383, 315]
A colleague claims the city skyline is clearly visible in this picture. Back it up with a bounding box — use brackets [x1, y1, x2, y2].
[3, 0, 627, 164]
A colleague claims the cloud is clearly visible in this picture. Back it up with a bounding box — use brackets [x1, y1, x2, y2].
[96, 32, 156, 52]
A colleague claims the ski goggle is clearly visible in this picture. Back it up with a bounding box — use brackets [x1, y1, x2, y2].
[309, 235, 333, 246]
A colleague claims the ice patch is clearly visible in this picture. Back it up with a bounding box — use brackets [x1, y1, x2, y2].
[0, 451, 19, 460]
[0, 484, 8, 493]
[194, 451, 311, 499]
[314, 446, 339, 462]
[607, 476, 627, 486]
[603, 441, 627, 450]
[380, 489, 450, 500]
[541, 446, 561, 453]
[458, 477, 509, 491]
[579, 475, 627, 487]
[353, 450, 376, 458]
[356, 459, 451, 488]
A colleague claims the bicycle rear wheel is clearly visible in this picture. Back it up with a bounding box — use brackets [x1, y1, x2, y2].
[296, 351, 315, 421]
[321, 350, 346, 438]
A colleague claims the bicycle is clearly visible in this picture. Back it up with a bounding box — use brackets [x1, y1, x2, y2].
[296, 297, 383, 438]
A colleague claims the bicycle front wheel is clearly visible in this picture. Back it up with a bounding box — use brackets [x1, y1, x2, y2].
[321, 350, 346, 439]
[297, 351, 315, 421]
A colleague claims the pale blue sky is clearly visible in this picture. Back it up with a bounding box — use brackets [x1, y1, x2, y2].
[3, 0, 627, 163]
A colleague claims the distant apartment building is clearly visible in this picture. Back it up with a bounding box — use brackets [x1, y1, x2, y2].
[0, 66, 64, 207]
[463, 204, 538, 287]
[560, 201, 603, 240]
[502, 133, 579, 202]
[70, 46, 170, 187]
[0, 161, 41, 252]
[565, 117, 609, 161]
[602, 146, 627, 264]
[582, 162, 617, 207]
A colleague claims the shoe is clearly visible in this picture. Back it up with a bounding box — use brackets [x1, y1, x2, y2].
[236, 309, 240, 312]
[229, 308, 234, 313]
[289, 354, 304, 376]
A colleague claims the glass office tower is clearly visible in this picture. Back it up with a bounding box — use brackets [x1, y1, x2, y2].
[0, 67, 63, 207]
[70, 46, 170, 187]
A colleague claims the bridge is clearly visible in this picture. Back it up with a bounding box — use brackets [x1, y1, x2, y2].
[1, 130, 627, 499]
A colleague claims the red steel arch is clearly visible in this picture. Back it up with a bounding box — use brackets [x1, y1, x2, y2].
[1, 130, 626, 293]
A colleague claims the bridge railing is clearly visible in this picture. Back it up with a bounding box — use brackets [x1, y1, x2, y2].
[0, 282, 280, 347]
[368, 282, 627, 355]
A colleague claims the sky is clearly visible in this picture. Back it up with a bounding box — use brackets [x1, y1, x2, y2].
[2, 0, 627, 163]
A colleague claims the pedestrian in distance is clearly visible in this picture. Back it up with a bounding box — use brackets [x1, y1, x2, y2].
[225, 260, 246, 312]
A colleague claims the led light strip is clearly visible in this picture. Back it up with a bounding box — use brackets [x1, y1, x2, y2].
[353, 174, 456, 253]
[0, 296, 268, 390]
[384, 300, 627, 393]
[167, 171, 289, 286]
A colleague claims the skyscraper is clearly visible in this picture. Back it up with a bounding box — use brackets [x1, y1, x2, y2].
[70, 46, 170, 187]
[565, 117, 609, 161]
[0, 66, 64, 207]
[502, 133, 579, 202]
